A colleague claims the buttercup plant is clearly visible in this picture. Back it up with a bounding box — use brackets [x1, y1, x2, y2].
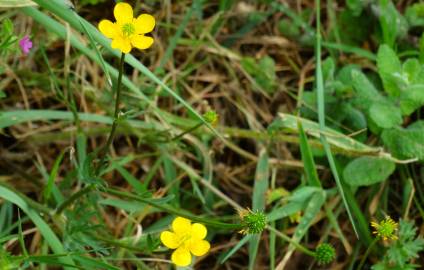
[95, 2, 155, 172]
[98, 2, 155, 54]
[160, 217, 211, 267]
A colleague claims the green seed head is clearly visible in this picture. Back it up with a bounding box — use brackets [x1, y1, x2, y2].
[240, 210, 267, 234]
[203, 110, 218, 126]
[315, 243, 336, 265]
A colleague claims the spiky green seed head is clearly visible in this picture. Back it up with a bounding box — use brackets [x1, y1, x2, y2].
[240, 210, 267, 234]
[203, 110, 218, 126]
[315, 243, 336, 265]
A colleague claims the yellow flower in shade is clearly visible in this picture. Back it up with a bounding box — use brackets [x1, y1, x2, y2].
[371, 216, 398, 240]
[160, 217, 210, 267]
[98, 2, 155, 53]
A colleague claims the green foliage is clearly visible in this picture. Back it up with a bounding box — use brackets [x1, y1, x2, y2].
[377, 45, 402, 97]
[241, 56, 277, 93]
[382, 121, 424, 161]
[0, 18, 18, 58]
[372, 220, 424, 269]
[405, 3, 424, 27]
[79, 0, 106, 6]
[343, 157, 395, 186]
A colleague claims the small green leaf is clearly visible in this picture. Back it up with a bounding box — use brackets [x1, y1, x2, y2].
[351, 70, 384, 111]
[343, 156, 395, 186]
[400, 84, 424, 115]
[377, 44, 402, 96]
[382, 121, 424, 161]
[369, 102, 403, 129]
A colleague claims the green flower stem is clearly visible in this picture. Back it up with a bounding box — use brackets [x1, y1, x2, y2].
[55, 184, 96, 215]
[104, 187, 242, 230]
[266, 225, 316, 257]
[96, 52, 126, 175]
[170, 122, 203, 142]
[357, 238, 378, 270]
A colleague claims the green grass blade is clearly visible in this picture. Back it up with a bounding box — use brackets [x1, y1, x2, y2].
[297, 122, 321, 187]
[43, 150, 66, 203]
[314, 0, 359, 237]
[219, 235, 252, 264]
[249, 150, 269, 270]
[157, 1, 196, 69]
[0, 186, 76, 268]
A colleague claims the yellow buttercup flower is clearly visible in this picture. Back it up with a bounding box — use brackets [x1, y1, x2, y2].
[371, 216, 398, 240]
[160, 217, 210, 267]
[98, 2, 155, 54]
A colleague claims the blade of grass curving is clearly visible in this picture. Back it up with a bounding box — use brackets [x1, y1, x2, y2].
[277, 190, 326, 269]
[249, 150, 269, 270]
[24, 0, 222, 139]
[73, 255, 121, 270]
[76, 12, 112, 87]
[114, 164, 146, 194]
[17, 211, 28, 257]
[219, 234, 252, 264]
[157, 0, 196, 69]
[43, 150, 66, 204]
[0, 110, 158, 130]
[0, 186, 76, 268]
[315, 0, 359, 237]
[298, 122, 321, 187]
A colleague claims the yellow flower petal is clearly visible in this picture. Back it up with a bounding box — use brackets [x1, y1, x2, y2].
[172, 217, 191, 234]
[171, 247, 191, 267]
[160, 231, 179, 249]
[98, 20, 118, 38]
[114, 2, 133, 24]
[131, 35, 154, 50]
[188, 239, 210, 256]
[111, 38, 132, 54]
[191, 223, 207, 240]
[134, 14, 155, 34]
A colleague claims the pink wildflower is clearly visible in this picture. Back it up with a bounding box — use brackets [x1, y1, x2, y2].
[19, 35, 33, 55]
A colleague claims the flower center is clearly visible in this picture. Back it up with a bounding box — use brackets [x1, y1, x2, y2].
[121, 23, 135, 37]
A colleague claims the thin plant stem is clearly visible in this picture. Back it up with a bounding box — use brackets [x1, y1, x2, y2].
[96, 52, 126, 175]
[266, 225, 316, 257]
[103, 187, 241, 230]
[55, 184, 95, 215]
[357, 238, 378, 270]
[56, 53, 126, 214]
[170, 122, 203, 142]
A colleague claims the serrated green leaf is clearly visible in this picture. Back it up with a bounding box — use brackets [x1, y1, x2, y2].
[369, 102, 403, 128]
[343, 156, 395, 186]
